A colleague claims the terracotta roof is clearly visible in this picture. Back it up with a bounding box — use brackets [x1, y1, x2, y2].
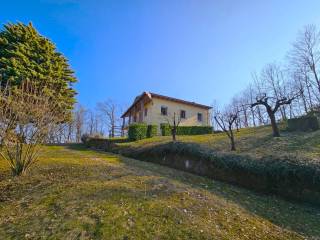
[121, 92, 212, 118]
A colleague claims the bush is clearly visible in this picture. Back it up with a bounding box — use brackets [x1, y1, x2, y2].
[147, 125, 158, 138]
[287, 115, 319, 132]
[160, 124, 212, 136]
[81, 133, 104, 144]
[81, 133, 90, 144]
[128, 123, 148, 141]
[160, 123, 171, 136]
[176, 126, 213, 135]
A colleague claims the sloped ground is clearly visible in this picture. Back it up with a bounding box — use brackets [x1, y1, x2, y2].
[0, 145, 319, 239]
[118, 125, 320, 163]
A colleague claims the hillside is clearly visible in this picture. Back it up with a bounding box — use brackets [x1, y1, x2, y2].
[0, 145, 319, 239]
[117, 125, 320, 163]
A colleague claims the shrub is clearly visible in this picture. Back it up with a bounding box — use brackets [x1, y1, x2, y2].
[128, 123, 148, 141]
[160, 123, 171, 136]
[176, 126, 213, 135]
[81, 133, 104, 144]
[147, 125, 158, 138]
[160, 124, 212, 136]
[81, 133, 90, 144]
[287, 115, 319, 132]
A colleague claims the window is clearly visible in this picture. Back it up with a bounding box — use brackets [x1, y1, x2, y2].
[180, 110, 186, 119]
[161, 106, 168, 116]
[144, 108, 148, 117]
[197, 113, 203, 122]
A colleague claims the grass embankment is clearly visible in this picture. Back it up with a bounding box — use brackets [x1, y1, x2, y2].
[89, 125, 320, 205]
[0, 145, 319, 239]
[117, 125, 320, 161]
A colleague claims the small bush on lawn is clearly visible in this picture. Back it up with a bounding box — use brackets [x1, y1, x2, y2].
[147, 125, 158, 138]
[287, 115, 319, 132]
[128, 123, 148, 141]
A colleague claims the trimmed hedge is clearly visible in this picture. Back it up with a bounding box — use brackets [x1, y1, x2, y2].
[160, 123, 171, 136]
[160, 124, 213, 136]
[128, 123, 148, 141]
[177, 126, 213, 135]
[287, 115, 319, 132]
[117, 142, 320, 206]
[147, 124, 158, 138]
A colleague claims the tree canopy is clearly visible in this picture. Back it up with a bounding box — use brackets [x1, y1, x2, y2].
[0, 22, 77, 119]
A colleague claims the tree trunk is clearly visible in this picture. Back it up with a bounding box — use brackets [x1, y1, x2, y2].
[172, 128, 176, 142]
[267, 110, 280, 137]
[229, 127, 236, 151]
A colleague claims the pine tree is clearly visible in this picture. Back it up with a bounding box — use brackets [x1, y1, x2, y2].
[0, 22, 77, 120]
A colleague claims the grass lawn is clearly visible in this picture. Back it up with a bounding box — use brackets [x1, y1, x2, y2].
[0, 145, 319, 239]
[118, 125, 320, 163]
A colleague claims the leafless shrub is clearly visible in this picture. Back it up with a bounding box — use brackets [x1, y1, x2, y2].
[164, 112, 182, 142]
[0, 80, 62, 175]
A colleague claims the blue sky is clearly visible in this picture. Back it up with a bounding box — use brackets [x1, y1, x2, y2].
[1, 0, 320, 109]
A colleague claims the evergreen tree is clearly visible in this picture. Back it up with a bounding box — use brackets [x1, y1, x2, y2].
[0, 22, 77, 120]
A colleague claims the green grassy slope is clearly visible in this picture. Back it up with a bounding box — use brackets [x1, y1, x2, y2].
[0, 145, 319, 239]
[118, 125, 320, 162]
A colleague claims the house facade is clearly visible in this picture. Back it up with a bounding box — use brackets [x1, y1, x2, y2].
[121, 92, 212, 134]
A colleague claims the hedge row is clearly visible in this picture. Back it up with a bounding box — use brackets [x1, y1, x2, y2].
[160, 123, 171, 136]
[287, 115, 319, 132]
[128, 123, 148, 141]
[147, 124, 158, 138]
[160, 123, 213, 136]
[128, 123, 158, 141]
[117, 142, 320, 206]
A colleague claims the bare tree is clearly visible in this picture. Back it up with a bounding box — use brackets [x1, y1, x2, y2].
[0, 80, 62, 175]
[261, 64, 290, 120]
[74, 104, 86, 143]
[252, 72, 268, 125]
[214, 106, 239, 151]
[292, 69, 309, 114]
[211, 100, 220, 131]
[251, 64, 302, 137]
[97, 99, 120, 138]
[251, 92, 300, 137]
[164, 112, 182, 142]
[243, 84, 257, 127]
[290, 25, 320, 97]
